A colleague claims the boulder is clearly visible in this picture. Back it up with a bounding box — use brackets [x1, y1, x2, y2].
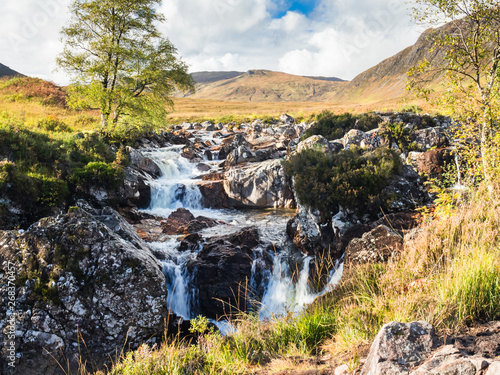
[161, 208, 219, 235]
[187, 227, 270, 318]
[296, 135, 334, 154]
[127, 147, 161, 178]
[361, 321, 438, 375]
[381, 167, 429, 213]
[280, 113, 295, 124]
[344, 129, 368, 149]
[411, 127, 448, 151]
[345, 225, 404, 265]
[198, 181, 230, 209]
[408, 148, 454, 178]
[0, 208, 169, 374]
[223, 159, 295, 209]
[286, 204, 339, 257]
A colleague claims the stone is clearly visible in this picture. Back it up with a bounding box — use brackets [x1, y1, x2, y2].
[334, 364, 350, 375]
[486, 362, 500, 375]
[198, 181, 229, 209]
[161, 208, 195, 234]
[161, 208, 220, 234]
[186, 227, 269, 318]
[296, 135, 332, 154]
[345, 225, 404, 265]
[223, 159, 295, 209]
[408, 148, 454, 178]
[412, 127, 448, 151]
[361, 321, 438, 375]
[127, 147, 161, 178]
[344, 129, 368, 149]
[0, 208, 169, 374]
[280, 113, 295, 124]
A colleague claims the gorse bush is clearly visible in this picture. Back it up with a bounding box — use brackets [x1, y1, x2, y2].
[283, 147, 402, 221]
[303, 111, 382, 141]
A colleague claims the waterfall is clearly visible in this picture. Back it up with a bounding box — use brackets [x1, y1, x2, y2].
[139, 146, 343, 322]
[142, 147, 203, 215]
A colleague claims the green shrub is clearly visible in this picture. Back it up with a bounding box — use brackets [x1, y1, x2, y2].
[72, 162, 124, 189]
[379, 121, 416, 152]
[37, 116, 73, 132]
[303, 111, 381, 141]
[283, 147, 402, 221]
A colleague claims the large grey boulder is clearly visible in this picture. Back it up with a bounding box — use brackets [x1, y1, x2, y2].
[223, 159, 295, 208]
[0, 208, 169, 375]
[361, 321, 438, 375]
[345, 225, 403, 265]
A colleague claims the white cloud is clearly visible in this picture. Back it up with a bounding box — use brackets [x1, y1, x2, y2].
[0, 0, 424, 83]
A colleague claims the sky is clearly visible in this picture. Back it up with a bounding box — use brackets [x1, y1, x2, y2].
[0, 0, 426, 85]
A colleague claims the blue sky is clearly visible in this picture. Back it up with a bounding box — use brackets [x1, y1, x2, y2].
[274, 0, 319, 18]
[0, 0, 424, 84]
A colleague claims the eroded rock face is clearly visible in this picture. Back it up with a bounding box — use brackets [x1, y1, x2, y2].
[345, 225, 404, 265]
[224, 159, 295, 209]
[361, 321, 438, 375]
[187, 227, 270, 318]
[0, 208, 169, 375]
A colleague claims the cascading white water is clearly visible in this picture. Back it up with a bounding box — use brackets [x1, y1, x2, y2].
[142, 147, 203, 215]
[140, 145, 343, 321]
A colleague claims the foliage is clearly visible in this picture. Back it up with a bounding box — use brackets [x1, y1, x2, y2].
[283, 147, 402, 220]
[0, 77, 66, 106]
[37, 115, 73, 133]
[72, 162, 124, 189]
[379, 121, 417, 152]
[57, 0, 194, 127]
[408, 0, 500, 182]
[303, 111, 382, 141]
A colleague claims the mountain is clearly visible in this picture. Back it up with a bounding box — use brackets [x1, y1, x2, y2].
[178, 70, 347, 102]
[0, 63, 24, 78]
[332, 25, 450, 104]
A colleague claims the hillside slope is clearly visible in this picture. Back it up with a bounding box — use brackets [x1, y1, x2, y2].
[176, 70, 347, 102]
[0, 63, 24, 77]
[332, 24, 453, 104]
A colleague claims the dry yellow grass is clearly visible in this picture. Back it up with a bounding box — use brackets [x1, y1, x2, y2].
[167, 96, 436, 123]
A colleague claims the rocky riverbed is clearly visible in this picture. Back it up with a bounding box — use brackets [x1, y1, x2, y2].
[1, 112, 463, 373]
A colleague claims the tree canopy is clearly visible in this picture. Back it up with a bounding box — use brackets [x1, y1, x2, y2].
[408, 0, 500, 182]
[57, 0, 194, 128]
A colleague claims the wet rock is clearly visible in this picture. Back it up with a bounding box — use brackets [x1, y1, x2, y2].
[161, 208, 195, 234]
[224, 159, 295, 209]
[127, 147, 161, 178]
[345, 225, 404, 265]
[196, 163, 211, 172]
[411, 127, 448, 151]
[161, 208, 220, 235]
[178, 233, 203, 252]
[286, 204, 339, 257]
[187, 227, 269, 318]
[361, 321, 438, 375]
[198, 181, 230, 209]
[0, 208, 169, 374]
